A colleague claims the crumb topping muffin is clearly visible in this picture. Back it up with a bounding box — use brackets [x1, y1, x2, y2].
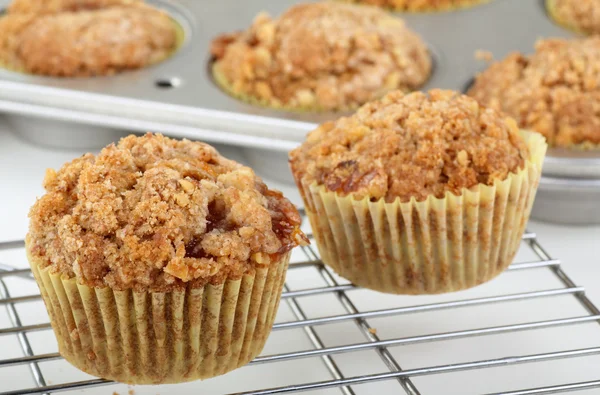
[338, 0, 486, 12]
[468, 37, 600, 148]
[6, 0, 142, 13]
[290, 89, 529, 202]
[27, 134, 307, 292]
[211, 2, 431, 112]
[547, 0, 600, 34]
[0, 0, 177, 76]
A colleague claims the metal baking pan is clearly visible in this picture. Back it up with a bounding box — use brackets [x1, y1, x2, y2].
[0, 0, 583, 148]
[1, 0, 599, 223]
[532, 177, 600, 225]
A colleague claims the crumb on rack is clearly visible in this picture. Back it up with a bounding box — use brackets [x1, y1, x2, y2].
[368, 328, 378, 335]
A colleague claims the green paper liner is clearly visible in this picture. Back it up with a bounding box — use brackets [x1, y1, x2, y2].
[28, 251, 290, 384]
[296, 131, 546, 294]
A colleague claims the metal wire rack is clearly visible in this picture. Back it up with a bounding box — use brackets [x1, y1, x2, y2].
[1, 217, 600, 395]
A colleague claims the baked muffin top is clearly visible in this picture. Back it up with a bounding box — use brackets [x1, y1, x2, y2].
[211, 2, 431, 112]
[7, 0, 142, 13]
[0, 0, 177, 77]
[548, 0, 600, 34]
[289, 89, 528, 203]
[27, 134, 307, 292]
[468, 37, 600, 148]
[338, 0, 484, 12]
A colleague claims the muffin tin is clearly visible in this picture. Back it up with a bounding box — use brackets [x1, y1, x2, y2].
[0, 0, 599, 224]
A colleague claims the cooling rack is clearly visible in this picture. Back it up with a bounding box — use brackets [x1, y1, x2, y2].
[1, 215, 600, 395]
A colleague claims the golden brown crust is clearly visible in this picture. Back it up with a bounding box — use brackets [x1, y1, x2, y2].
[548, 0, 600, 34]
[0, 1, 176, 76]
[211, 2, 431, 112]
[289, 89, 529, 203]
[27, 134, 306, 292]
[7, 0, 142, 14]
[468, 37, 600, 148]
[338, 0, 485, 12]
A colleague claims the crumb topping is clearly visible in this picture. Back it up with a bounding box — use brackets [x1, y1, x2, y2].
[27, 134, 307, 292]
[0, 0, 176, 77]
[211, 2, 431, 112]
[548, 0, 600, 34]
[7, 0, 142, 14]
[468, 37, 600, 148]
[338, 0, 485, 12]
[290, 89, 529, 203]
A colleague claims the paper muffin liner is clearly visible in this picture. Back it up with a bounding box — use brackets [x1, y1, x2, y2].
[545, 0, 582, 34]
[296, 131, 546, 294]
[27, 251, 290, 384]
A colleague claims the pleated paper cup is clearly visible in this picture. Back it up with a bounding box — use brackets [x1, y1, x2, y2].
[296, 130, 546, 294]
[27, 250, 290, 384]
[545, 0, 580, 33]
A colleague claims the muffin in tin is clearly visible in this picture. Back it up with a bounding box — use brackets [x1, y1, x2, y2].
[26, 133, 307, 384]
[0, 0, 179, 77]
[546, 0, 600, 34]
[211, 2, 431, 112]
[468, 37, 600, 148]
[290, 89, 546, 294]
[338, 0, 487, 12]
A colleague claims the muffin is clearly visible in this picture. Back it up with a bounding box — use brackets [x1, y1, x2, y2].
[0, 0, 178, 76]
[290, 90, 546, 294]
[26, 134, 307, 384]
[546, 0, 600, 34]
[211, 2, 431, 112]
[468, 37, 600, 148]
[338, 0, 487, 12]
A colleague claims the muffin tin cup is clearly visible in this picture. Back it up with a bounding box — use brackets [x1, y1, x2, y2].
[1, 0, 599, 223]
[296, 131, 546, 294]
[28, 250, 291, 384]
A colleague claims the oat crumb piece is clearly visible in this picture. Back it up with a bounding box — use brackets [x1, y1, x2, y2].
[474, 50, 493, 62]
[468, 37, 600, 148]
[27, 134, 306, 292]
[290, 89, 529, 203]
[128, 389, 135, 395]
[0, 0, 177, 77]
[211, 2, 430, 112]
[368, 328, 377, 335]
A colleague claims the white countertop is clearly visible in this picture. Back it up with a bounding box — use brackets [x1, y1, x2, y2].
[1, 124, 600, 395]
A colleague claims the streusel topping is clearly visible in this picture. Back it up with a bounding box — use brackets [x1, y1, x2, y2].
[290, 89, 528, 203]
[7, 0, 141, 14]
[548, 0, 600, 34]
[338, 0, 485, 12]
[27, 134, 307, 292]
[0, 0, 177, 77]
[468, 37, 600, 148]
[211, 2, 431, 112]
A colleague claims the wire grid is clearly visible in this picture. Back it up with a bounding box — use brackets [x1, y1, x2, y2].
[1, 219, 600, 395]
